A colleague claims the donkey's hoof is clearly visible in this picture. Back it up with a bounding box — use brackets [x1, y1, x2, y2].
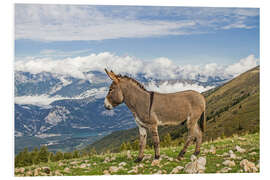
[193, 151, 200, 156]
[154, 155, 160, 160]
[178, 150, 185, 158]
[134, 157, 143, 163]
[177, 156, 185, 161]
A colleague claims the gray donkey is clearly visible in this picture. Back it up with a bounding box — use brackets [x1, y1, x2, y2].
[104, 69, 206, 162]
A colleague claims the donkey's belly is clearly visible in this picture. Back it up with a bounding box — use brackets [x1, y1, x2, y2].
[152, 110, 188, 126]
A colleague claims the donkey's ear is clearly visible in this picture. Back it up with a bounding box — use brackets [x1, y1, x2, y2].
[105, 68, 110, 76]
[105, 69, 119, 83]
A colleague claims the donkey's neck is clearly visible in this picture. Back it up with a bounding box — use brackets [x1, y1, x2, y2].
[120, 81, 150, 120]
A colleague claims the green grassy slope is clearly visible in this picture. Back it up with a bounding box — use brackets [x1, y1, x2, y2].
[15, 132, 259, 176]
[85, 66, 259, 153]
[204, 66, 259, 140]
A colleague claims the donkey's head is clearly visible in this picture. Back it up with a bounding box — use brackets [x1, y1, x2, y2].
[104, 69, 124, 110]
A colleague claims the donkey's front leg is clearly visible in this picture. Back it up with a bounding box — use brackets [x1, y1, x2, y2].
[134, 125, 147, 162]
[150, 126, 160, 159]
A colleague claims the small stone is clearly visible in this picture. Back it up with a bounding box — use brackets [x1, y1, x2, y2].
[18, 167, 25, 173]
[40, 172, 48, 176]
[240, 159, 258, 173]
[171, 166, 184, 174]
[190, 155, 197, 161]
[80, 163, 87, 168]
[216, 164, 220, 167]
[249, 152, 257, 155]
[151, 159, 160, 166]
[84, 160, 89, 163]
[70, 161, 78, 165]
[128, 166, 138, 174]
[222, 160, 236, 167]
[103, 170, 110, 175]
[127, 150, 132, 159]
[168, 157, 174, 161]
[54, 170, 63, 176]
[209, 145, 216, 154]
[219, 167, 232, 173]
[229, 150, 237, 159]
[58, 162, 64, 166]
[184, 155, 206, 173]
[163, 170, 167, 174]
[93, 162, 97, 165]
[64, 167, 70, 173]
[26, 170, 33, 176]
[138, 163, 144, 168]
[104, 157, 111, 163]
[33, 169, 38, 176]
[197, 157, 207, 173]
[109, 166, 119, 173]
[238, 137, 246, 141]
[155, 170, 163, 174]
[119, 162, 127, 167]
[235, 145, 246, 153]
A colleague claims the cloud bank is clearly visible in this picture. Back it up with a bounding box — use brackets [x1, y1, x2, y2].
[146, 81, 214, 93]
[15, 53, 259, 106]
[15, 5, 259, 41]
[15, 52, 259, 81]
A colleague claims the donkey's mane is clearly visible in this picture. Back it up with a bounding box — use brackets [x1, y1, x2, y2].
[117, 74, 148, 92]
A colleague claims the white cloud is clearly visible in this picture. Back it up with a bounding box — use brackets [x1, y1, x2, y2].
[15, 95, 65, 107]
[15, 5, 196, 41]
[15, 52, 259, 81]
[15, 5, 259, 41]
[221, 22, 255, 30]
[39, 49, 92, 58]
[225, 54, 259, 77]
[15, 87, 108, 106]
[146, 81, 214, 93]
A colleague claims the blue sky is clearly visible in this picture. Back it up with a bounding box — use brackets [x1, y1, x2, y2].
[15, 5, 259, 66]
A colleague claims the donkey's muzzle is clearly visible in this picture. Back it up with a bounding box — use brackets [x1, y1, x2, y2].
[104, 97, 113, 110]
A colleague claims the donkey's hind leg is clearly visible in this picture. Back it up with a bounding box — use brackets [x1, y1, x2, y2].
[178, 135, 193, 159]
[150, 126, 160, 159]
[193, 123, 203, 156]
[178, 115, 194, 159]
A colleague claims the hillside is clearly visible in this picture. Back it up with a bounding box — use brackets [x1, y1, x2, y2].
[86, 66, 259, 153]
[14, 132, 259, 176]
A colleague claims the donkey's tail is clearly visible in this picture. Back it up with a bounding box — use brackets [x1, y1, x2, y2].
[199, 111, 206, 132]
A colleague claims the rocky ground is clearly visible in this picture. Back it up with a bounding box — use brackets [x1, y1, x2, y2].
[15, 132, 259, 176]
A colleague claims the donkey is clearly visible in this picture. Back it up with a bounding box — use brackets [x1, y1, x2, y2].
[104, 69, 206, 162]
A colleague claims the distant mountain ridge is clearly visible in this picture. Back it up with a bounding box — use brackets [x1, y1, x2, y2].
[14, 68, 231, 153]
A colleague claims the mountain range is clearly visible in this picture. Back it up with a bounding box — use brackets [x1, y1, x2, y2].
[14, 69, 229, 154]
